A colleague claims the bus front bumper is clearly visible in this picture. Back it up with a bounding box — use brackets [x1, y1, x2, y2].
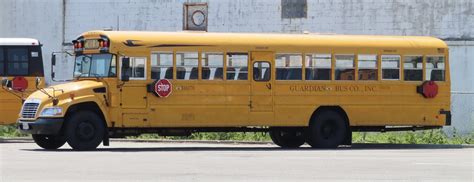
[17, 118, 64, 135]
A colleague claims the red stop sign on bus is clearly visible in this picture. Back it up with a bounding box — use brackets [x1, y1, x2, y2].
[154, 79, 172, 97]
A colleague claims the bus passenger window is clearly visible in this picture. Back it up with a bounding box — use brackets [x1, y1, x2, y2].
[403, 56, 423, 81]
[381, 55, 400, 80]
[151, 52, 173, 79]
[7, 48, 28, 75]
[0, 48, 4, 75]
[276, 54, 302, 80]
[129, 57, 146, 79]
[253, 62, 270, 81]
[358, 55, 377, 80]
[176, 52, 198, 80]
[202, 52, 224, 80]
[426, 56, 445, 81]
[305, 54, 331, 80]
[335, 55, 355, 80]
[226, 53, 248, 80]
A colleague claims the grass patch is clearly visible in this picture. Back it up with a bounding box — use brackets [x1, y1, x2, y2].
[0, 125, 29, 138]
[353, 129, 474, 145]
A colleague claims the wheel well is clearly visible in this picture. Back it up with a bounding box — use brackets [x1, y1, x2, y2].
[310, 106, 350, 126]
[65, 102, 107, 128]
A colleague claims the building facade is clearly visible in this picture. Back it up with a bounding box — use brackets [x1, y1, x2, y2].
[0, 0, 472, 134]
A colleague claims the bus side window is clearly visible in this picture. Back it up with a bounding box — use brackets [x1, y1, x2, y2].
[6, 47, 29, 76]
[305, 54, 331, 80]
[276, 54, 302, 80]
[403, 56, 423, 81]
[151, 52, 173, 79]
[426, 56, 445, 81]
[226, 53, 248, 80]
[0, 48, 4, 75]
[176, 52, 198, 80]
[128, 57, 146, 80]
[202, 52, 223, 80]
[381, 55, 400, 80]
[335, 55, 355, 80]
[358, 54, 378, 80]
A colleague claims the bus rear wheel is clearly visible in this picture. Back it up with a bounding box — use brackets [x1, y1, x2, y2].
[65, 111, 105, 151]
[269, 127, 305, 148]
[306, 110, 349, 148]
[32, 134, 66, 150]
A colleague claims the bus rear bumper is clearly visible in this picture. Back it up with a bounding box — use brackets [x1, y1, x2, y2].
[17, 118, 64, 135]
[439, 110, 451, 126]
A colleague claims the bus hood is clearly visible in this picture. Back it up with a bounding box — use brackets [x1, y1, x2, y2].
[26, 80, 106, 103]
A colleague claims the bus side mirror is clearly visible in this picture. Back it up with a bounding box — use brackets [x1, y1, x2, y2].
[121, 57, 130, 82]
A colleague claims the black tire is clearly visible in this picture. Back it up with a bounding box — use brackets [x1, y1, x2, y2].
[269, 127, 305, 148]
[306, 110, 349, 148]
[65, 111, 105, 151]
[32, 134, 66, 150]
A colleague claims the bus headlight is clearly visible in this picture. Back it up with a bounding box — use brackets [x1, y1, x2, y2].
[40, 107, 63, 117]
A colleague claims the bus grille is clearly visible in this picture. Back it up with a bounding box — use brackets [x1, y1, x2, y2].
[21, 103, 39, 119]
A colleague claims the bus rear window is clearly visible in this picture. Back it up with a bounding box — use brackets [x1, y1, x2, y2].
[7, 48, 28, 75]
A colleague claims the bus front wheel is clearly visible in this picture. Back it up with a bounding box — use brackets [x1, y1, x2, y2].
[32, 134, 66, 150]
[65, 111, 105, 151]
[269, 127, 305, 148]
[306, 110, 349, 148]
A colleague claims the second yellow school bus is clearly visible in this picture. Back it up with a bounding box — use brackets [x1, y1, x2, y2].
[17, 31, 450, 150]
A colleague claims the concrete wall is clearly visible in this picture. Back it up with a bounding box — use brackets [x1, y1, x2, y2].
[447, 41, 474, 135]
[1, 0, 473, 134]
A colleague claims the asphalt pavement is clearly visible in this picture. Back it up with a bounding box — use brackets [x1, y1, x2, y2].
[1, 139, 473, 181]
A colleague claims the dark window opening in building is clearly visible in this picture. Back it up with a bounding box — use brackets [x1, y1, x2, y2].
[281, 0, 307, 19]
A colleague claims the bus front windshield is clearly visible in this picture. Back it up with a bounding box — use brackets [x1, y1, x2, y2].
[74, 54, 116, 78]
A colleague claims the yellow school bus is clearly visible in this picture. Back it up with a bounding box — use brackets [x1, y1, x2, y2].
[17, 31, 450, 150]
[0, 38, 45, 125]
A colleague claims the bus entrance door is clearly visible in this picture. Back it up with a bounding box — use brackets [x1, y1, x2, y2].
[249, 52, 274, 124]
